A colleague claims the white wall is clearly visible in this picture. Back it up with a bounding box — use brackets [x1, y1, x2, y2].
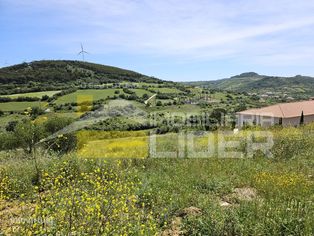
[238, 113, 314, 128]
[237, 114, 279, 127]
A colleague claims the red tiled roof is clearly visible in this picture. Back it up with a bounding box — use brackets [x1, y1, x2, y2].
[237, 100, 314, 118]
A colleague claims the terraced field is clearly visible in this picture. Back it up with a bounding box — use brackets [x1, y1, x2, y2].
[0, 101, 47, 111]
[55, 89, 124, 104]
[154, 87, 182, 93]
[130, 89, 153, 97]
[1, 90, 60, 98]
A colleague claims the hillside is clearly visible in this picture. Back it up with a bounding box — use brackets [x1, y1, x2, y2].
[0, 60, 162, 95]
[187, 72, 314, 99]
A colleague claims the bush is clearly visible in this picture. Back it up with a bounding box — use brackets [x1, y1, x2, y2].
[45, 133, 77, 154]
[41, 95, 49, 101]
[30, 106, 44, 118]
[44, 117, 73, 134]
[5, 120, 18, 132]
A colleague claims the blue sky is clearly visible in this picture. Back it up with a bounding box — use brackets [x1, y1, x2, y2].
[1, 0, 314, 81]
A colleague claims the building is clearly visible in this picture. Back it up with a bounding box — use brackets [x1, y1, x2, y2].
[237, 100, 314, 127]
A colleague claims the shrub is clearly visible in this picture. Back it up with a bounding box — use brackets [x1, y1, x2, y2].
[44, 117, 73, 134]
[41, 95, 49, 101]
[5, 120, 18, 132]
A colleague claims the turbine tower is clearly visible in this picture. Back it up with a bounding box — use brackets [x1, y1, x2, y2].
[78, 43, 89, 61]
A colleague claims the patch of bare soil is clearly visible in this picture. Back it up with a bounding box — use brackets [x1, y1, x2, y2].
[160, 207, 202, 236]
[160, 217, 183, 236]
[233, 187, 257, 201]
[177, 206, 202, 217]
[219, 200, 232, 207]
[221, 187, 257, 206]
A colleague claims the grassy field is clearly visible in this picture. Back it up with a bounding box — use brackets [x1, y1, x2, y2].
[148, 104, 202, 114]
[0, 153, 313, 234]
[154, 87, 182, 93]
[78, 136, 148, 158]
[130, 89, 153, 97]
[36, 112, 82, 121]
[0, 91, 60, 99]
[55, 89, 124, 104]
[211, 92, 231, 100]
[0, 101, 48, 111]
[156, 99, 173, 104]
[0, 91, 313, 235]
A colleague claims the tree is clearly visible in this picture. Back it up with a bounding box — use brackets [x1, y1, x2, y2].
[210, 108, 227, 126]
[46, 133, 77, 154]
[234, 103, 247, 112]
[119, 94, 126, 99]
[41, 95, 49, 101]
[156, 101, 162, 106]
[127, 94, 138, 100]
[13, 120, 46, 154]
[142, 93, 149, 100]
[300, 111, 304, 125]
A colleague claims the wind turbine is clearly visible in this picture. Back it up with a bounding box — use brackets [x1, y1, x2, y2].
[78, 43, 89, 61]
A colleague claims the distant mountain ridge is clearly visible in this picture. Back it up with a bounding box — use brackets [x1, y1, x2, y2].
[186, 72, 314, 99]
[0, 60, 162, 95]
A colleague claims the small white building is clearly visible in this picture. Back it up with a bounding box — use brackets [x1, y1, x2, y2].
[237, 100, 314, 127]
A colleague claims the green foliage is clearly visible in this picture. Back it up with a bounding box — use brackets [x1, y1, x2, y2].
[186, 72, 314, 98]
[89, 117, 153, 131]
[271, 126, 314, 159]
[210, 108, 227, 125]
[0, 101, 47, 112]
[0, 126, 313, 234]
[30, 106, 44, 118]
[0, 60, 161, 95]
[44, 117, 73, 134]
[41, 95, 49, 101]
[0, 116, 75, 154]
[13, 120, 46, 153]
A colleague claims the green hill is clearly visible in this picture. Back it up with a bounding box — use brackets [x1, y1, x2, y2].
[187, 72, 314, 99]
[0, 60, 162, 95]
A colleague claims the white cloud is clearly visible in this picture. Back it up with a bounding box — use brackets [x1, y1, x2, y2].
[3, 0, 314, 66]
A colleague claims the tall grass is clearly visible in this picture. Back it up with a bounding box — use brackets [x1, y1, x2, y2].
[0, 124, 313, 235]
